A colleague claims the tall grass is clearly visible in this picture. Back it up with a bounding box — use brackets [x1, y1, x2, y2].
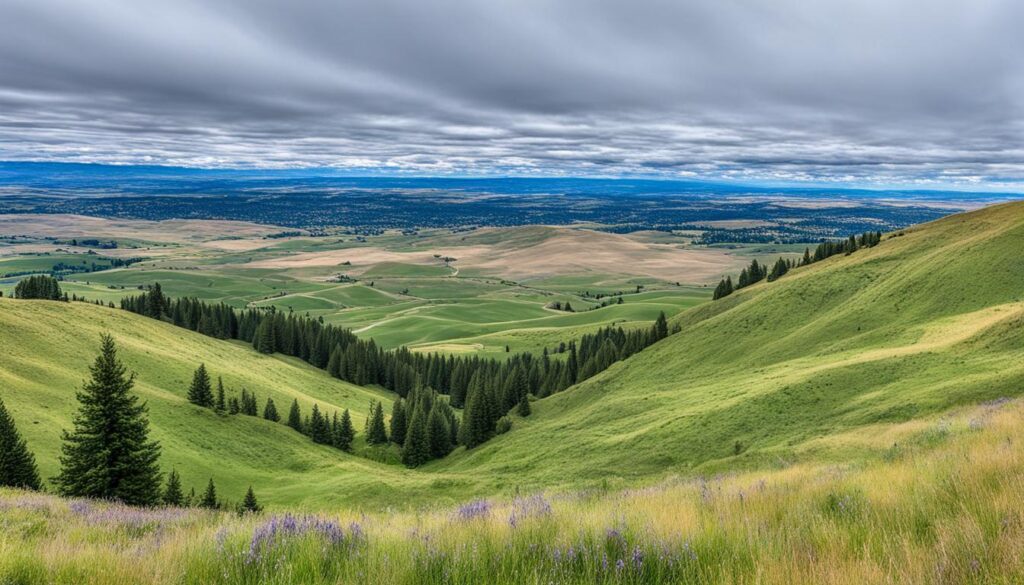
[3, 399, 1022, 584]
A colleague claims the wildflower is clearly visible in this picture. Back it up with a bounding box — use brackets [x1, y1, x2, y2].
[455, 500, 491, 521]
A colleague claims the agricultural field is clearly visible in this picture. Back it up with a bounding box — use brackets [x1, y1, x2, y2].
[0, 214, 807, 356]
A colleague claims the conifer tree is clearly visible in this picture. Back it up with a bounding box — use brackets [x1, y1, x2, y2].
[200, 478, 218, 509]
[333, 409, 355, 451]
[187, 364, 214, 408]
[425, 403, 452, 459]
[401, 406, 429, 467]
[0, 397, 41, 490]
[55, 334, 162, 506]
[310, 404, 330, 444]
[163, 469, 183, 506]
[654, 311, 669, 341]
[366, 401, 388, 445]
[228, 396, 240, 415]
[263, 398, 280, 422]
[241, 486, 262, 514]
[390, 398, 408, 446]
[517, 394, 531, 417]
[185, 486, 196, 507]
[215, 377, 226, 413]
[253, 320, 276, 354]
[287, 399, 303, 432]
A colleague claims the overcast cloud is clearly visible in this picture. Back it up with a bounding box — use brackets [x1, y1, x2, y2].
[0, 0, 1021, 189]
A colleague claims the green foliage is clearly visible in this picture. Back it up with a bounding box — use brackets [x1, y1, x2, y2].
[55, 334, 162, 506]
[240, 485, 262, 514]
[287, 399, 303, 433]
[333, 409, 355, 452]
[163, 469, 183, 506]
[0, 398, 41, 490]
[365, 401, 388, 445]
[187, 364, 213, 408]
[200, 478, 218, 509]
[401, 406, 429, 468]
[262, 398, 280, 422]
[13, 275, 63, 301]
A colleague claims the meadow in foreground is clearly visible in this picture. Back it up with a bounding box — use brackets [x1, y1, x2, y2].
[2, 397, 1021, 585]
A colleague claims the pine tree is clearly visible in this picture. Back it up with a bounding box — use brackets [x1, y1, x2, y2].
[228, 396, 240, 415]
[263, 398, 280, 422]
[254, 319, 276, 354]
[187, 364, 214, 408]
[55, 334, 162, 506]
[401, 406, 429, 467]
[287, 399, 303, 432]
[215, 377, 226, 413]
[0, 397, 41, 490]
[390, 399, 408, 446]
[425, 403, 452, 459]
[517, 394, 531, 417]
[163, 469, 183, 506]
[310, 404, 330, 444]
[366, 401, 388, 445]
[200, 478, 218, 509]
[334, 409, 355, 451]
[654, 311, 669, 341]
[241, 486, 262, 514]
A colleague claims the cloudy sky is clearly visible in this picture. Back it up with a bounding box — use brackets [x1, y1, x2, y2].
[0, 0, 1021, 189]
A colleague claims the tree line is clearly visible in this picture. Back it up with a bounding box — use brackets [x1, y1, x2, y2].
[0, 334, 261, 513]
[713, 231, 883, 300]
[121, 285, 673, 453]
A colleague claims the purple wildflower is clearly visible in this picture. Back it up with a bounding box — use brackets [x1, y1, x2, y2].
[455, 500, 491, 521]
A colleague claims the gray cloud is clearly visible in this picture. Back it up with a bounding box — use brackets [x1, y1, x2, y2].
[0, 0, 1021, 189]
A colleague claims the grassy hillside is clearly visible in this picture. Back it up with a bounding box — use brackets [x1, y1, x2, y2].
[3, 397, 1022, 584]
[433, 201, 1024, 487]
[0, 299, 443, 508]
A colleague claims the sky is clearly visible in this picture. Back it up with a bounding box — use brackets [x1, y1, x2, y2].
[0, 0, 1021, 190]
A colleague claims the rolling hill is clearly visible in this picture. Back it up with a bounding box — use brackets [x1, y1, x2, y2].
[434, 200, 1024, 486]
[2, 201, 1023, 509]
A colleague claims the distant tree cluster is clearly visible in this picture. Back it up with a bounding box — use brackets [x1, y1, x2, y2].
[13, 275, 65, 300]
[713, 231, 883, 300]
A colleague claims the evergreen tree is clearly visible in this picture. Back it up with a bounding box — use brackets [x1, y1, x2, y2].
[333, 409, 355, 452]
[310, 404, 330, 444]
[287, 399, 303, 432]
[425, 403, 452, 459]
[200, 478, 218, 509]
[366, 401, 388, 445]
[263, 398, 280, 422]
[654, 311, 669, 341]
[228, 396, 240, 415]
[214, 377, 226, 413]
[187, 364, 214, 408]
[390, 398, 408, 446]
[253, 319, 276, 354]
[0, 397, 41, 490]
[517, 394, 532, 417]
[55, 334, 162, 506]
[241, 486, 262, 514]
[401, 406, 429, 467]
[163, 469, 183, 506]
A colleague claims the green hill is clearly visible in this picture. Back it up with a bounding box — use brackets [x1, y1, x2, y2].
[434, 201, 1024, 486]
[0, 298, 443, 508]
[3, 201, 1023, 507]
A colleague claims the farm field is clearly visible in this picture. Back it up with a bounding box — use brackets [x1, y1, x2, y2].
[0, 215, 808, 354]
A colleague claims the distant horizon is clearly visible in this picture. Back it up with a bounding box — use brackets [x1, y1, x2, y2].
[0, 160, 1020, 197]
